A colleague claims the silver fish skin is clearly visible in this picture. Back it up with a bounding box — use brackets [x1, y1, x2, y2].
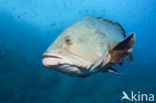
[42, 16, 135, 77]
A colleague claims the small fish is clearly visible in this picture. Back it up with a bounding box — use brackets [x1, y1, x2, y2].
[42, 16, 135, 77]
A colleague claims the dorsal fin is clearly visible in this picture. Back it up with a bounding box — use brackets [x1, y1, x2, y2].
[109, 33, 135, 64]
[94, 16, 134, 64]
[95, 17, 115, 24]
[95, 17, 126, 37]
[94, 16, 134, 63]
[114, 22, 126, 37]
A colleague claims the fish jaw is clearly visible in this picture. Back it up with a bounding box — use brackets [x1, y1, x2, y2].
[42, 52, 93, 76]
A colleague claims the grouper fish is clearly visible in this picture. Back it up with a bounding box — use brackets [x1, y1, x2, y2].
[42, 16, 135, 77]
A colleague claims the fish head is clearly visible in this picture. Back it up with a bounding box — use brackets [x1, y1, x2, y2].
[42, 20, 107, 77]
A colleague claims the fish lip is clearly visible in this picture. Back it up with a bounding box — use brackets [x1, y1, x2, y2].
[42, 54, 62, 59]
[42, 52, 91, 69]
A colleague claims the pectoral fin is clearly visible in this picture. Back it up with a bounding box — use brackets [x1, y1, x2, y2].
[109, 33, 135, 64]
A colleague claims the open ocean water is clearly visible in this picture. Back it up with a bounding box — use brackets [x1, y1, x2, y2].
[0, 0, 156, 103]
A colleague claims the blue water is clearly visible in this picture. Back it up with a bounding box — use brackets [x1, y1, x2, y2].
[0, 0, 156, 103]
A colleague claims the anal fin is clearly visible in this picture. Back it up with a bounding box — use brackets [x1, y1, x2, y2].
[108, 67, 120, 75]
[102, 67, 120, 75]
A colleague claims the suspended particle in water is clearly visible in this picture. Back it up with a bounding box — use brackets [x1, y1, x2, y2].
[0, 51, 4, 56]
[12, 8, 16, 11]
[66, 3, 71, 8]
[153, 10, 156, 13]
[102, 9, 106, 12]
[17, 15, 21, 18]
[4, 0, 8, 4]
[85, 9, 88, 13]
[92, 9, 95, 13]
[145, 56, 152, 63]
[78, 10, 81, 14]
[17, 12, 27, 18]
[51, 23, 57, 26]
[31, 42, 36, 46]
[143, 7, 147, 10]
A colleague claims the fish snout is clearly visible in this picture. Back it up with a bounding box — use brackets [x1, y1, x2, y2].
[42, 52, 91, 71]
[42, 53, 62, 67]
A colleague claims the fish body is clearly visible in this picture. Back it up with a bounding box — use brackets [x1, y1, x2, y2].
[42, 16, 135, 77]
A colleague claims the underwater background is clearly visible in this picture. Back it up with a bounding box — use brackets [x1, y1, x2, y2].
[0, 0, 156, 103]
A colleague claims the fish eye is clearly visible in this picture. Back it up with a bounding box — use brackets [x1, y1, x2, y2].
[64, 37, 73, 45]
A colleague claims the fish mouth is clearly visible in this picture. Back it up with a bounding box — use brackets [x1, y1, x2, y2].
[42, 53, 62, 67]
[42, 55, 62, 59]
[42, 52, 91, 69]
